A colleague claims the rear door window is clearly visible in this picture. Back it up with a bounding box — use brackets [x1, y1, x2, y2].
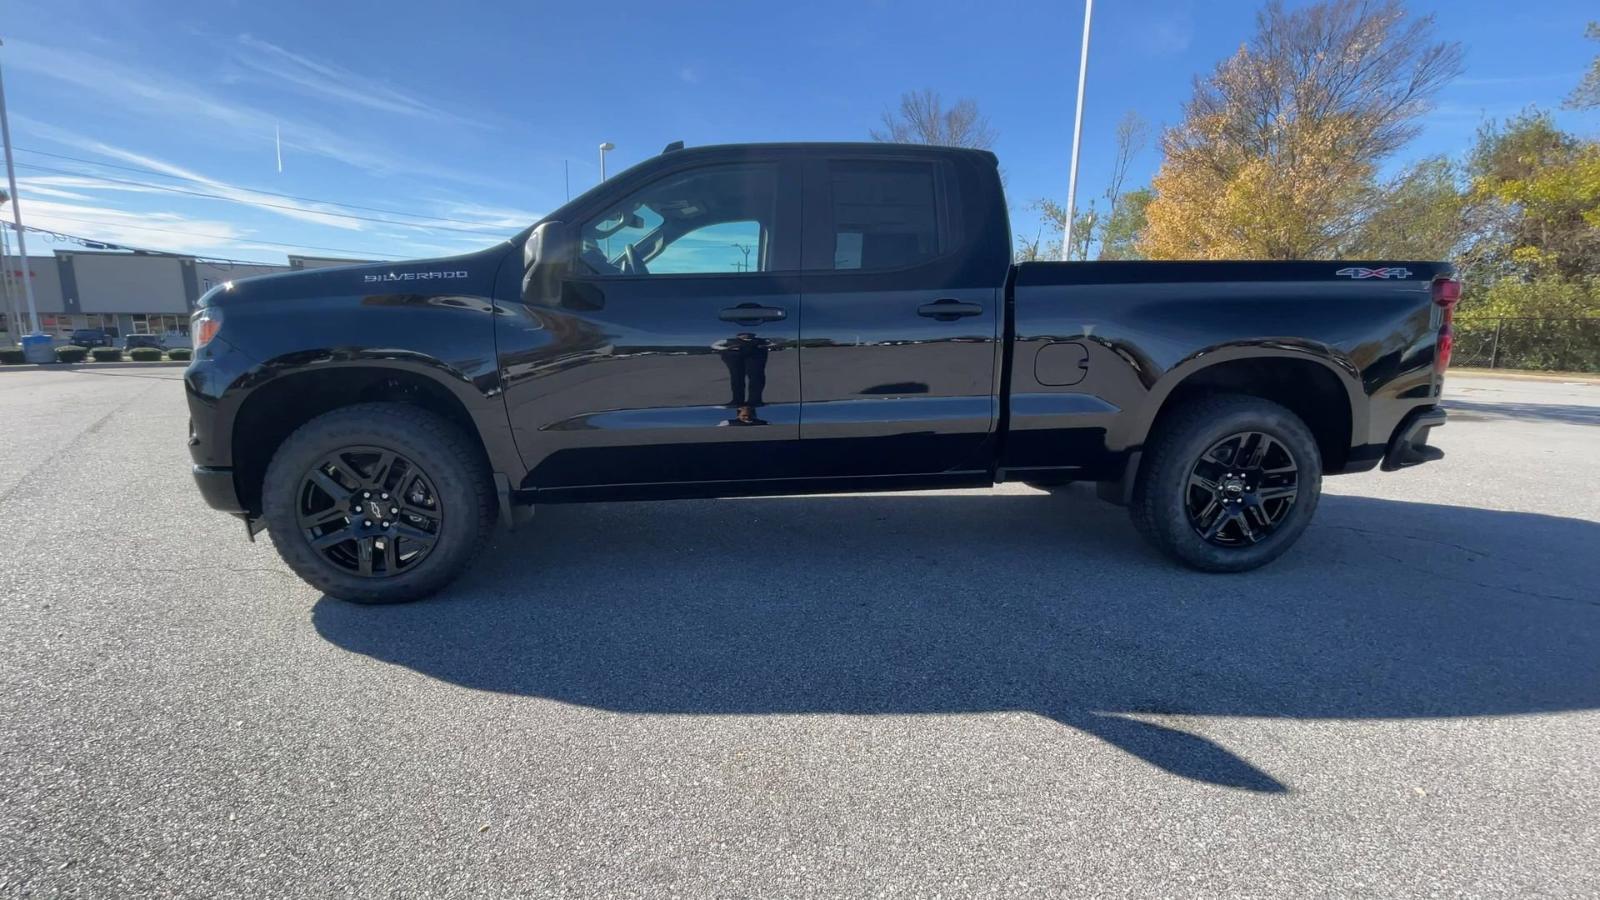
[825, 160, 943, 271]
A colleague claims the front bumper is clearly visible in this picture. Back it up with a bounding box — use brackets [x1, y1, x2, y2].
[192, 465, 246, 514]
[1381, 407, 1447, 471]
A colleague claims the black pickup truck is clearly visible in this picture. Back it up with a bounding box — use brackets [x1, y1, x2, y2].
[185, 142, 1455, 603]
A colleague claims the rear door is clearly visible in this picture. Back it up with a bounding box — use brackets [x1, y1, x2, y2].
[498, 153, 806, 489]
[796, 154, 1003, 477]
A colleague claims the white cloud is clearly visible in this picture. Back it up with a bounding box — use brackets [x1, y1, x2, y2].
[3, 38, 500, 186]
[233, 35, 489, 128]
[428, 200, 544, 231]
[1148, 14, 1195, 56]
[1453, 72, 1581, 88]
[14, 178, 99, 202]
[13, 122, 368, 231]
[21, 197, 248, 256]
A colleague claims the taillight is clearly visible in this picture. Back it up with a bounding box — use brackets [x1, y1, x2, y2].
[1432, 277, 1460, 374]
[192, 308, 223, 349]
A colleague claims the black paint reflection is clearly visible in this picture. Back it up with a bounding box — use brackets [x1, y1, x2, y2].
[715, 332, 770, 411]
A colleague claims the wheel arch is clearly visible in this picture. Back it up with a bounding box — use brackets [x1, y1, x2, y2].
[229, 361, 510, 515]
[1118, 346, 1365, 476]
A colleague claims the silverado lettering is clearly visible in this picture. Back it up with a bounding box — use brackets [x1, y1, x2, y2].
[362, 271, 470, 282]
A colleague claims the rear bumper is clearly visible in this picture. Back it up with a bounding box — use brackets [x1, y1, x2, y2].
[192, 465, 246, 514]
[1381, 407, 1447, 471]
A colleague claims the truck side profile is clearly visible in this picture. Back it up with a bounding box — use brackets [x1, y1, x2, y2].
[185, 142, 1455, 603]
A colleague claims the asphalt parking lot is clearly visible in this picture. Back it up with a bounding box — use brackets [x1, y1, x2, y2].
[2, 367, 1596, 898]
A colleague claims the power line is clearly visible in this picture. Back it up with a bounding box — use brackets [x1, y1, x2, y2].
[12, 145, 528, 231]
[4, 220, 287, 267]
[14, 214, 407, 259]
[14, 162, 511, 237]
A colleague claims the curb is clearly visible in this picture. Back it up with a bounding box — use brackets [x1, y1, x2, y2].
[1450, 368, 1599, 385]
[0, 361, 190, 372]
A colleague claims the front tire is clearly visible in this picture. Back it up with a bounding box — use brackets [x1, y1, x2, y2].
[261, 403, 495, 604]
[1130, 394, 1322, 572]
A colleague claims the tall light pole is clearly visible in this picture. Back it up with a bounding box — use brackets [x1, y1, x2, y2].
[0, 39, 39, 336]
[598, 142, 615, 182]
[0, 190, 19, 346]
[1061, 0, 1094, 261]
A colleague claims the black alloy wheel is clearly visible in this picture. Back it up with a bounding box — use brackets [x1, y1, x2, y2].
[1184, 431, 1299, 547]
[263, 403, 494, 603]
[296, 446, 444, 578]
[1129, 393, 1322, 573]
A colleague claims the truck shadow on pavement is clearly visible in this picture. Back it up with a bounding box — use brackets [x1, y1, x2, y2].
[312, 489, 1600, 794]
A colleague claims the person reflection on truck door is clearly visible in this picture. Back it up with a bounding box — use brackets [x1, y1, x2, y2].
[714, 332, 770, 410]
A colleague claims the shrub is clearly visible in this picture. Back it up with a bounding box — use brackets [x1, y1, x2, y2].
[166, 348, 192, 361]
[55, 346, 88, 363]
[91, 347, 123, 362]
[128, 347, 163, 362]
[1454, 276, 1600, 372]
[0, 348, 25, 364]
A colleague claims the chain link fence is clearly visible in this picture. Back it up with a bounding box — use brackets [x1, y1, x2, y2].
[1452, 317, 1600, 373]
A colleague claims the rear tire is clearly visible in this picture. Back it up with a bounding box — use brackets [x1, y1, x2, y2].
[1130, 394, 1322, 572]
[262, 403, 495, 604]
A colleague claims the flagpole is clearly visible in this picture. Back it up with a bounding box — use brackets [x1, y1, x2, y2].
[1061, 0, 1094, 260]
[0, 39, 40, 335]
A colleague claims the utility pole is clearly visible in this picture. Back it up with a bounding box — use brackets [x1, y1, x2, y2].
[0, 38, 40, 341]
[731, 242, 751, 273]
[0, 200, 19, 346]
[1061, 0, 1094, 261]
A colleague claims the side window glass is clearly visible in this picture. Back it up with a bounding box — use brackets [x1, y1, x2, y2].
[828, 161, 941, 271]
[649, 220, 764, 274]
[577, 164, 777, 276]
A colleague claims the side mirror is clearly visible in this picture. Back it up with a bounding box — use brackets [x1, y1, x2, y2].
[522, 220, 577, 303]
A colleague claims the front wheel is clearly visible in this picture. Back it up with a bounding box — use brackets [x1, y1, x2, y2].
[261, 403, 495, 603]
[1130, 394, 1322, 572]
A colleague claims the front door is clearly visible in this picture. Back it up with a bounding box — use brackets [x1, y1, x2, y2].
[796, 155, 1003, 478]
[497, 156, 805, 490]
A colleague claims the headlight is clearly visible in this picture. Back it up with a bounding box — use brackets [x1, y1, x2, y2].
[192, 307, 223, 349]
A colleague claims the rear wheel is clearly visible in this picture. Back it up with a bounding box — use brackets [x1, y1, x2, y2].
[262, 403, 495, 603]
[1130, 394, 1322, 572]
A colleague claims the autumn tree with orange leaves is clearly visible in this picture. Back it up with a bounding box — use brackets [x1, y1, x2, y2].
[1140, 0, 1463, 260]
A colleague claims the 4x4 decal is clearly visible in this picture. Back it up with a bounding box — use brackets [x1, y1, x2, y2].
[1335, 267, 1412, 279]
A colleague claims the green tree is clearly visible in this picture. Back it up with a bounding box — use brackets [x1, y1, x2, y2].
[1347, 157, 1466, 261]
[1465, 111, 1600, 281]
[1021, 111, 1149, 260]
[1098, 188, 1154, 260]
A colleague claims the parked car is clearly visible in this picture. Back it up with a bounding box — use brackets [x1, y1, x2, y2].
[160, 331, 192, 350]
[185, 141, 1455, 603]
[123, 334, 164, 352]
[67, 328, 112, 348]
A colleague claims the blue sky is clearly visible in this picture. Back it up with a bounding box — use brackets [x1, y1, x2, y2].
[5, 0, 1598, 265]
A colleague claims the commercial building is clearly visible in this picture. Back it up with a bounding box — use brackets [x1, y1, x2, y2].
[0, 251, 367, 344]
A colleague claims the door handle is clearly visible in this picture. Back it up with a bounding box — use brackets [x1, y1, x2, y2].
[917, 299, 983, 321]
[719, 303, 787, 324]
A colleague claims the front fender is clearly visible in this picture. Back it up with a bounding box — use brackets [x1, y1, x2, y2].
[194, 290, 520, 482]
